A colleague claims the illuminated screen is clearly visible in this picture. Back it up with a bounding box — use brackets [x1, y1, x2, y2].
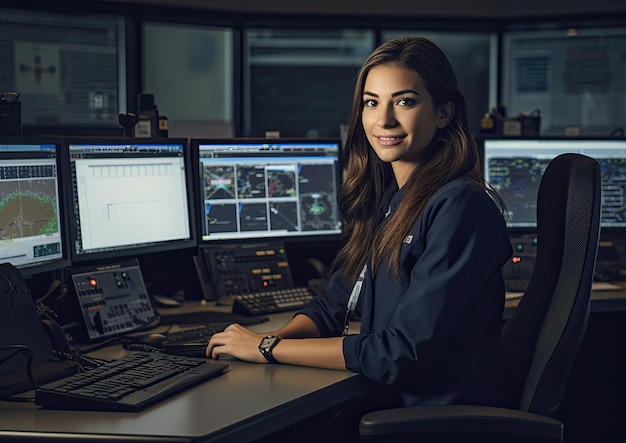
[483, 137, 626, 228]
[193, 138, 342, 242]
[0, 137, 69, 276]
[65, 138, 196, 262]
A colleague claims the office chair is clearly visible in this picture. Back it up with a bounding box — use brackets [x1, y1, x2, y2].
[359, 153, 602, 443]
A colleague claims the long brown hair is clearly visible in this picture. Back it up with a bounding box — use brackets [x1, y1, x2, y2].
[333, 36, 502, 282]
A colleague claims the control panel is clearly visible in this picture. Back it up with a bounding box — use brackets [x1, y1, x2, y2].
[502, 233, 537, 292]
[594, 234, 626, 281]
[503, 231, 626, 292]
[198, 241, 297, 299]
[70, 259, 157, 340]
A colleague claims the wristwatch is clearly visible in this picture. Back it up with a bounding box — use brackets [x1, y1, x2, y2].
[258, 335, 281, 363]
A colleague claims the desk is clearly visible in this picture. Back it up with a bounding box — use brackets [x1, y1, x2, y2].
[503, 284, 626, 318]
[2, 290, 625, 442]
[0, 309, 368, 443]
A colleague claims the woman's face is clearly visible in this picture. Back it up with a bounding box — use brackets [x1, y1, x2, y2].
[361, 63, 451, 185]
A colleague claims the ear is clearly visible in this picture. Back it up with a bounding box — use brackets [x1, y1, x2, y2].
[437, 101, 455, 128]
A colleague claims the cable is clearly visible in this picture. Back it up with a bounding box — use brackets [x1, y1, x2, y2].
[61, 321, 81, 332]
[35, 279, 69, 306]
[71, 336, 129, 355]
[123, 342, 163, 353]
[0, 345, 36, 402]
[51, 350, 109, 372]
[36, 279, 61, 303]
[0, 271, 17, 313]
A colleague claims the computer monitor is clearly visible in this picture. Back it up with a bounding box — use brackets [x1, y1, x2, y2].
[483, 137, 626, 229]
[0, 136, 70, 277]
[192, 138, 342, 242]
[62, 137, 197, 263]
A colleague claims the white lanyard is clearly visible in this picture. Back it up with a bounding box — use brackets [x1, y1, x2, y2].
[341, 203, 392, 336]
[342, 263, 367, 336]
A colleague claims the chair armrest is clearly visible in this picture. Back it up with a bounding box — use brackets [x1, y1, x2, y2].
[359, 404, 563, 442]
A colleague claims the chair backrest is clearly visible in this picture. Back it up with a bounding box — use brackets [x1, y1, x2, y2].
[496, 153, 601, 416]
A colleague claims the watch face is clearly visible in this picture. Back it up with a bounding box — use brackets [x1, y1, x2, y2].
[259, 335, 280, 363]
[261, 336, 276, 348]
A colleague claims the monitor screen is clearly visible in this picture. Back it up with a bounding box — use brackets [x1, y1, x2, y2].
[192, 138, 342, 242]
[0, 137, 70, 276]
[63, 137, 196, 263]
[483, 137, 626, 229]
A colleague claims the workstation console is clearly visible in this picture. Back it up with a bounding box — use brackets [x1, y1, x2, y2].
[482, 136, 626, 290]
[191, 137, 343, 310]
[1, 135, 346, 418]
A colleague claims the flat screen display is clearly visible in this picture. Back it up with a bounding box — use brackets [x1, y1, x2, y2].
[0, 137, 70, 276]
[64, 137, 196, 262]
[483, 137, 626, 228]
[192, 138, 342, 242]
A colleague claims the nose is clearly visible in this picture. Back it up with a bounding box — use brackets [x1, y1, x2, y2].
[376, 103, 397, 128]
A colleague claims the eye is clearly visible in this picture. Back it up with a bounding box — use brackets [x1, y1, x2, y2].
[363, 98, 377, 108]
[396, 97, 415, 107]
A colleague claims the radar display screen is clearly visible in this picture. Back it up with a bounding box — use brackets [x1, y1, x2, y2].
[484, 137, 626, 228]
[195, 138, 342, 241]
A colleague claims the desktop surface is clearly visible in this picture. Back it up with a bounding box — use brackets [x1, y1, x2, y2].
[503, 281, 626, 317]
[0, 363, 364, 443]
[2, 295, 625, 442]
[0, 362, 363, 442]
[0, 309, 366, 443]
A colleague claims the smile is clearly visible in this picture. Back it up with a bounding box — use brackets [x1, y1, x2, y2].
[376, 136, 404, 146]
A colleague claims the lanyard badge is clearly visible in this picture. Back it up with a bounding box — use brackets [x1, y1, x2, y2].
[342, 204, 392, 336]
[342, 263, 367, 336]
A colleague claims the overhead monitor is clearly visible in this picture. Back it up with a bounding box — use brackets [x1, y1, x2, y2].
[0, 137, 70, 277]
[483, 137, 626, 229]
[192, 138, 342, 242]
[63, 137, 196, 263]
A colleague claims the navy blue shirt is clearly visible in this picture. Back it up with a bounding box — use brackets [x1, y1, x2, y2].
[298, 178, 512, 407]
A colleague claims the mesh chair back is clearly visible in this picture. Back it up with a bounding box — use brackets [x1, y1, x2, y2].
[497, 153, 601, 416]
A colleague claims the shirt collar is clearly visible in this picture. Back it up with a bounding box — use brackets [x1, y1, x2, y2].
[387, 185, 405, 217]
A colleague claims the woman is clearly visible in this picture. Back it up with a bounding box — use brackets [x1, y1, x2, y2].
[207, 36, 511, 410]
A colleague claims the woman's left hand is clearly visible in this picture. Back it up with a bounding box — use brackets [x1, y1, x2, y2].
[206, 323, 268, 363]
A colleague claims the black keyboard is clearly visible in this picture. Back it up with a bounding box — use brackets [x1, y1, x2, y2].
[35, 352, 228, 412]
[122, 317, 270, 357]
[164, 315, 269, 344]
[159, 310, 266, 325]
[164, 323, 234, 344]
[231, 287, 315, 316]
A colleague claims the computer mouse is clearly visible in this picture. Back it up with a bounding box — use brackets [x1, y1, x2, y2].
[151, 294, 182, 308]
[132, 333, 168, 347]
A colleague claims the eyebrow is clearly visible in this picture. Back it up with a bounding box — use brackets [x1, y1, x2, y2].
[363, 89, 420, 97]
